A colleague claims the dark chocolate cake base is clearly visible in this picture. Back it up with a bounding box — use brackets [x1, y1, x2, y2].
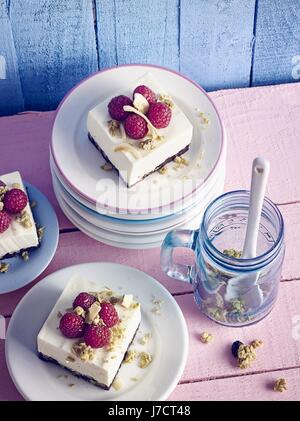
[38, 323, 140, 391]
[88, 133, 190, 188]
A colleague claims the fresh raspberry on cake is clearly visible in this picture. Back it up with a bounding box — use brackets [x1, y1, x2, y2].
[73, 292, 96, 310]
[147, 102, 172, 129]
[0, 210, 11, 233]
[59, 312, 85, 338]
[84, 324, 111, 348]
[108, 95, 133, 121]
[100, 302, 119, 327]
[3, 188, 28, 214]
[124, 114, 148, 139]
[133, 85, 156, 104]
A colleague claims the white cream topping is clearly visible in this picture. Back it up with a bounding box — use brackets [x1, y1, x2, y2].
[0, 171, 39, 259]
[37, 277, 141, 388]
[87, 73, 193, 187]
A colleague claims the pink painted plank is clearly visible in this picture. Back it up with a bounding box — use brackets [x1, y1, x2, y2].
[0, 111, 70, 228]
[0, 318, 23, 401]
[1, 278, 300, 400]
[0, 202, 298, 316]
[210, 83, 300, 204]
[280, 203, 300, 281]
[0, 83, 299, 235]
[0, 231, 193, 316]
[177, 280, 300, 383]
[169, 368, 300, 400]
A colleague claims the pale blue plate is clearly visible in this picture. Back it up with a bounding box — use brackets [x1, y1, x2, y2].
[0, 183, 59, 294]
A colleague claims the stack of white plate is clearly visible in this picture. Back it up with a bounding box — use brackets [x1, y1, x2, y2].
[50, 65, 226, 249]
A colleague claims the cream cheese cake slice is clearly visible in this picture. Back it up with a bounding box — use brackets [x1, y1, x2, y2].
[87, 72, 193, 187]
[0, 171, 39, 259]
[37, 277, 141, 389]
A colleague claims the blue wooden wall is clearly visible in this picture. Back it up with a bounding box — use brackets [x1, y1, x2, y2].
[0, 0, 299, 116]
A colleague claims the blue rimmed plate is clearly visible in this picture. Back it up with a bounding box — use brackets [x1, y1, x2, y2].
[0, 183, 59, 294]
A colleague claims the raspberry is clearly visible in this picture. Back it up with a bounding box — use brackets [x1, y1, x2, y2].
[99, 302, 119, 327]
[147, 102, 172, 129]
[231, 340, 243, 358]
[73, 292, 96, 310]
[108, 95, 133, 121]
[59, 312, 85, 338]
[124, 114, 148, 139]
[133, 85, 156, 104]
[84, 324, 111, 348]
[3, 188, 28, 214]
[0, 211, 12, 233]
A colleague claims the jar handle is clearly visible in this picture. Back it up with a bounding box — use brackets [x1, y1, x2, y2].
[160, 229, 198, 283]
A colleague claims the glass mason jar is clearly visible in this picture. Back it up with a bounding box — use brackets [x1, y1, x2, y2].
[161, 190, 285, 327]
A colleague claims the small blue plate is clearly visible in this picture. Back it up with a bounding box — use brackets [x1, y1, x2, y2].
[0, 182, 59, 294]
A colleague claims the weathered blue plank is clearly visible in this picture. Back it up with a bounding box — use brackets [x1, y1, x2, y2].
[9, 0, 98, 111]
[95, 0, 179, 70]
[179, 0, 256, 91]
[252, 0, 300, 86]
[0, 0, 24, 116]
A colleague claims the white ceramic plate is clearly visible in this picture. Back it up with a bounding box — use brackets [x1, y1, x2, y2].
[50, 148, 226, 221]
[6, 262, 188, 401]
[51, 64, 224, 215]
[52, 167, 224, 236]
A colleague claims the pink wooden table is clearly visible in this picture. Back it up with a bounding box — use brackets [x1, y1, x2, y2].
[1, 83, 300, 401]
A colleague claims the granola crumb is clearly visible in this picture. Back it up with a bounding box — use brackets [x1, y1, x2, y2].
[158, 166, 167, 175]
[237, 344, 256, 369]
[251, 339, 263, 349]
[101, 162, 113, 171]
[37, 225, 45, 242]
[16, 210, 32, 228]
[274, 378, 287, 392]
[197, 111, 210, 128]
[158, 93, 174, 108]
[200, 332, 213, 344]
[223, 248, 242, 258]
[112, 377, 123, 391]
[130, 377, 139, 382]
[21, 250, 29, 262]
[68, 383, 75, 388]
[139, 333, 151, 345]
[124, 349, 136, 363]
[72, 342, 95, 361]
[30, 201, 37, 209]
[0, 203, 3, 211]
[12, 182, 21, 189]
[57, 311, 63, 319]
[138, 352, 152, 369]
[65, 355, 76, 363]
[74, 306, 86, 318]
[107, 120, 121, 137]
[0, 262, 9, 273]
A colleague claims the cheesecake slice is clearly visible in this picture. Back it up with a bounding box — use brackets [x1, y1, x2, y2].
[87, 72, 193, 187]
[37, 277, 141, 390]
[0, 171, 39, 259]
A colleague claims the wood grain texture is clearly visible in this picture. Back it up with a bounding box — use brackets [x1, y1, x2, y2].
[176, 281, 300, 383]
[0, 0, 24, 115]
[2, 279, 300, 400]
[0, 200, 299, 316]
[170, 367, 300, 400]
[9, 0, 98, 111]
[95, 0, 179, 70]
[210, 83, 300, 204]
[179, 0, 256, 90]
[252, 0, 300, 86]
